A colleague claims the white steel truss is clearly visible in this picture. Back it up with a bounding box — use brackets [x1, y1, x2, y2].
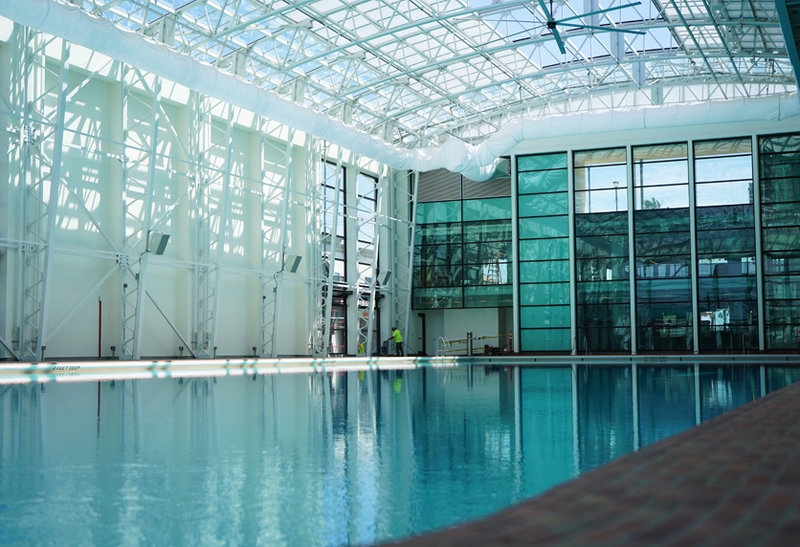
[53, 0, 795, 149]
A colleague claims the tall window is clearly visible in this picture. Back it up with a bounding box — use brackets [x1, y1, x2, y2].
[633, 143, 691, 352]
[356, 171, 378, 287]
[517, 153, 571, 352]
[574, 148, 630, 352]
[694, 139, 756, 351]
[321, 161, 346, 281]
[760, 133, 800, 350]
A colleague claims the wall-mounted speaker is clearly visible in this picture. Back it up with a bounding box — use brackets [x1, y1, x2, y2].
[148, 231, 170, 255]
[284, 254, 302, 273]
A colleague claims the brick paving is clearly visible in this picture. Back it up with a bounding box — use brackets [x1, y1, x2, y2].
[389, 380, 800, 546]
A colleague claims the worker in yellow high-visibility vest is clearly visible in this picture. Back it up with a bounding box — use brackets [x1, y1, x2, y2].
[385, 327, 404, 356]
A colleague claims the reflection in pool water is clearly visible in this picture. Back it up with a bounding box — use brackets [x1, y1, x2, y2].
[0, 364, 798, 545]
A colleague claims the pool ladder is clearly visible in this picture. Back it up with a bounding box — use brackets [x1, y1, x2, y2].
[435, 336, 451, 357]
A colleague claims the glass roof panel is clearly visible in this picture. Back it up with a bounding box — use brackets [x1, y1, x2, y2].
[73, 0, 794, 147]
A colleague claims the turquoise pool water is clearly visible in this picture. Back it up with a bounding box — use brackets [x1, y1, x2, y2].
[1, 363, 798, 545]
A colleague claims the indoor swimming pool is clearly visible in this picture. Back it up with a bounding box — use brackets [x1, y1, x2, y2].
[1, 360, 798, 545]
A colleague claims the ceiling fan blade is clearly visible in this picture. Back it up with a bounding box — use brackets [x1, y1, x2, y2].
[558, 22, 646, 35]
[556, 2, 641, 24]
[551, 27, 567, 54]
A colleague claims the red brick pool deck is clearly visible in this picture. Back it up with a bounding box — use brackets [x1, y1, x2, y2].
[391, 379, 800, 546]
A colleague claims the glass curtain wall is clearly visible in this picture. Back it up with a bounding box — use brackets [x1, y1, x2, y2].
[760, 133, 800, 350]
[413, 201, 463, 308]
[462, 198, 513, 308]
[632, 143, 691, 352]
[517, 153, 571, 352]
[413, 200, 512, 309]
[694, 139, 757, 351]
[321, 161, 347, 353]
[574, 149, 630, 353]
[356, 172, 380, 348]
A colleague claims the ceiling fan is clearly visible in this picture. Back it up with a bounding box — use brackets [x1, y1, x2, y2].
[531, 0, 646, 54]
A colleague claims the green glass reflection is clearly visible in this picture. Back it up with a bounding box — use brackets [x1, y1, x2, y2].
[695, 205, 753, 230]
[761, 177, 800, 203]
[577, 258, 629, 281]
[518, 169, 568, 194]
[463, 220, 512, 242]
[413, 287, 463, 309]
[463, 241, 511, 263]
[760, 152, 800, 179]
[521, 305, 571, 328]
[577, 235, 628, 258]
[519, 238, 569, 261]
[635, 209, 690, 233]
[763, 254, 800, 275]
[520, 260, 570, 283]
[635, 257, 691, 279]
[462, 197, 512, 222]
[761, 203, 800, 228]
[575, 212, 627, 236]
[416, 201, 461, 224]
[415, 244, 462, 266]
[518, 153, 567, 172]
[520, 328, 571, 352]
[519, 216, 569, 239]
[698, 277, 757, 302]
[635, 231, 690, 256]
[636, 302, 692, 352]
[519, 193, 568, 217]
[519, 282, 570, 306]
[464, 263, 513, 285]
[698, 255, 755, 277]
[464, 285, 513, 308]
[636, 278, 692, 302]
[413, 265, 462, 288]
[764, 276, 800, 299]
[577, 280, 630, 303]
[760, 134, 800, 154]
[415, 223, 462, 246]
[765, 301, 800, 324]
[697, 228, 755, 254]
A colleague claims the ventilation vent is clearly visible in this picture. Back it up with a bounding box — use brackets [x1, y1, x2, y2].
[417, 168, 461, 203]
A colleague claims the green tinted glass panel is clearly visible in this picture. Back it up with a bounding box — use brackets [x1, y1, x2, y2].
[521, 305, 571, 328]
[462, 197, 511, 221]
[763, 255, 800, 275]
[464, 241, 511, 263]
[518, 153, 567, 172]
[464, 285, 513, 308]
[464, 263, 513, 285]
[577, 280, 630, 303]
[519, 193, 568, 217]
[415, 244, 462, 266]
[413, 265, 462, 287]
[463, 220, 511, 242]
[520, 282, 570, 306]
[698, 277, 757, 302]
[697, 228, 755, 254]
[636, 278, 692, 302]
[416, 201, 461, 224]
[578, 303, 630, 328]
[695, 205, 753, 230]
[577, 235, 628, 258]
[765, 301, 800, 323]
[635, 231, 690, 256]
[759, 134, 800, 154]
[415, 223, 462, 246]
[577, 257, 629, 281]
[765, 276, 800, 299]
[765, 326, 800, 350]
[519, 216, 569, 239]
[575, 212, 627, 236]
[761, 177, 800, 203]
[634, 209, 690, 233]
[413, 287, 463, 309]
[519, 238, 569, 261]
[520, 260, 570, 283]
[520, 328, 571, 352]
[518, 169, 567, 194]
[761, 203, 800, 228]
[760, 152, 800, 179]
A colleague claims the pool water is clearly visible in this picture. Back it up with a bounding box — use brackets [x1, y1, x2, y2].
[1, 363, 798, 545]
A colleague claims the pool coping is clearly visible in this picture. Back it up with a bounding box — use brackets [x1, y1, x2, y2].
[0, 353, 798, 384]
